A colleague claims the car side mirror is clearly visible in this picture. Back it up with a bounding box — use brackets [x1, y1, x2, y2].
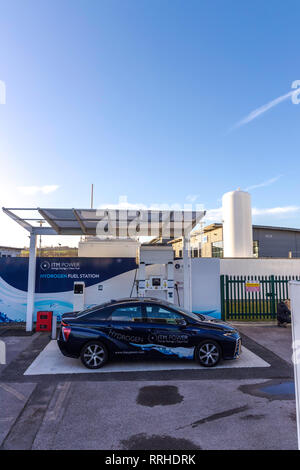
[177, 318, 187, 327]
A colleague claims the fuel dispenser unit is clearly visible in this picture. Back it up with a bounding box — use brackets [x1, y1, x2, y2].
[137, 245, 175, 303]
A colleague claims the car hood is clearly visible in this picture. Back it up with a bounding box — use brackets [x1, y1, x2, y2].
[195, 314, 235, 331]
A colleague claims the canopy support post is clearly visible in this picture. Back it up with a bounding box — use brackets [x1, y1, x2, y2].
[183, 236, 192, 312]
[26, 233, 37, 332]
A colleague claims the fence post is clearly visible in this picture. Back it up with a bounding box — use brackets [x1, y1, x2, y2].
[225, 275, 230, 320]
[220, 275, 225, 320]
[270, 275, 276, 318]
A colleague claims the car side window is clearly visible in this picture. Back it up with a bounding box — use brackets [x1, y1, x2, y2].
[85, 308, 111, 321]
[145, 305, 184, 325]
[109, 305, 143, 322]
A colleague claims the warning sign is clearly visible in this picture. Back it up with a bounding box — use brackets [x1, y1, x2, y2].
[245, 282, 260, 293]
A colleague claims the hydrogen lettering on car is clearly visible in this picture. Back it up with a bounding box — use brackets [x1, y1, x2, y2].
[108, 329, 144, 344]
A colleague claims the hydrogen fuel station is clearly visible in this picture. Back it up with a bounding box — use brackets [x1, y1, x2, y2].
[2, 206, 205, 331]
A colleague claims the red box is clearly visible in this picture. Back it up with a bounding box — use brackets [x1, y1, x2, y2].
[36, 311, 53, 332]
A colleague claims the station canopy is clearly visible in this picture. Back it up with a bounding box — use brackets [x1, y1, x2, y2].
[2, 207, 205, 238]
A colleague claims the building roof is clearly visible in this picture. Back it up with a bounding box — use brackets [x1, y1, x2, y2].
[203, 223, 222, 232]
[252, 225, 300, 233]
[0, 246, 23, 251]
[202, 223, 300, 234]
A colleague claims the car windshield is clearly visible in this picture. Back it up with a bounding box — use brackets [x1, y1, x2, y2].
[177, 307, 204, 322]
[161, 303, 204, 322]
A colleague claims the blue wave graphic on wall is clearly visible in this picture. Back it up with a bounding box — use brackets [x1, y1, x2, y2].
[33, 300, 73, 321]
[0, 312, 18, 323]
[194, 309, 221, 319]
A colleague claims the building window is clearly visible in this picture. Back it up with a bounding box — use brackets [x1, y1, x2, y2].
[190, 248, 198, 258]
[212, 241, 223, 258]
[253, 240, 259, 258]
[190, 248, 198, 257]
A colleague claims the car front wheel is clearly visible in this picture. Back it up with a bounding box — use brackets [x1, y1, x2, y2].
[80, 341, 108, 369]
[196, 340, 221, 367]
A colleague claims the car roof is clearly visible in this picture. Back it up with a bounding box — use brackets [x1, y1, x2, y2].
[108, 297, 174, 306]
[85, 297, 175, 312]
[110, 297, 166, 303]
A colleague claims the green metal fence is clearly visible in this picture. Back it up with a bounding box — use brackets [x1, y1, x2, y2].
[220, 274, 300, 321]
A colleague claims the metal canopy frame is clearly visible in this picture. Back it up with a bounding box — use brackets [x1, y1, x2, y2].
[2, 207, 205, 331]
[2, 207, 205, 237]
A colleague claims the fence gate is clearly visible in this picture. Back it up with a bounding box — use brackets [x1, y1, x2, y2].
[220, 274, 300, 321]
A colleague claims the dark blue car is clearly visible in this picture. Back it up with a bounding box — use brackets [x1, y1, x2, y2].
[57, 298, 241, 368]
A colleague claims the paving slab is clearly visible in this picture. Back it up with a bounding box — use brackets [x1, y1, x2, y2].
[0, 382, 36, 447]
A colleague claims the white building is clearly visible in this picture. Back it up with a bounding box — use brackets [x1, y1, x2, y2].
[78, 237, 140, 259]
[0, 246, 22, 258]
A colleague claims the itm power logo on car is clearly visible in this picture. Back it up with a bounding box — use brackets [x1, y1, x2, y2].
[104, 453, 197, 467]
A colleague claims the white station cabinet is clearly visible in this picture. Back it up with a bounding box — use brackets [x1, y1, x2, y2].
[73, 281, 85, 312]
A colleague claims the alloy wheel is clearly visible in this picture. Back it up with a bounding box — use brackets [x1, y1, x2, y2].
[83, 344, 106, 367]
[198, 342, 220, 366]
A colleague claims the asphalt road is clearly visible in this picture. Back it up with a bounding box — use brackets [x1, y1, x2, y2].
[0, 325, 297, 450]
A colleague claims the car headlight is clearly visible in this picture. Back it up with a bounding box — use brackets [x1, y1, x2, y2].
[222, 329, 238, 336]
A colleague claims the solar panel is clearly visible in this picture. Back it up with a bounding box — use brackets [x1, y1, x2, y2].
[2, 207, 205, 238]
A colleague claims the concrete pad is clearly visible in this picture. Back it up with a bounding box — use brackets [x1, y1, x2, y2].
[24, 340, 270, 376]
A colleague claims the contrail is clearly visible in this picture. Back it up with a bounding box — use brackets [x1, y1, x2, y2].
[231, 89, 294, 131]
[245, 175, 282, 191]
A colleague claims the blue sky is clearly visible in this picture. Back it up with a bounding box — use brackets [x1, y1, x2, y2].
[0, 0, 300, 246]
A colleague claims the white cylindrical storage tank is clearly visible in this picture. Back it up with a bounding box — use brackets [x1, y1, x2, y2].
[222, 189, 253, 258]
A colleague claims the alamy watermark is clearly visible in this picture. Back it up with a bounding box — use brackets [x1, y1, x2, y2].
[291, 80, 300, 104]
[0, 80, 6, 104]
[95, 197, 205, 241]
[0, 340, 6, 364]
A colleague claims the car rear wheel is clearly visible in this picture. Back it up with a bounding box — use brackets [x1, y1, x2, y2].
[80, 341, 108, 369]
[196, 340, 221, 367]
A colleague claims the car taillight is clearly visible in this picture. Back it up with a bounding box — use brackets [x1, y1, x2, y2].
[62, 326, 71, 341]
